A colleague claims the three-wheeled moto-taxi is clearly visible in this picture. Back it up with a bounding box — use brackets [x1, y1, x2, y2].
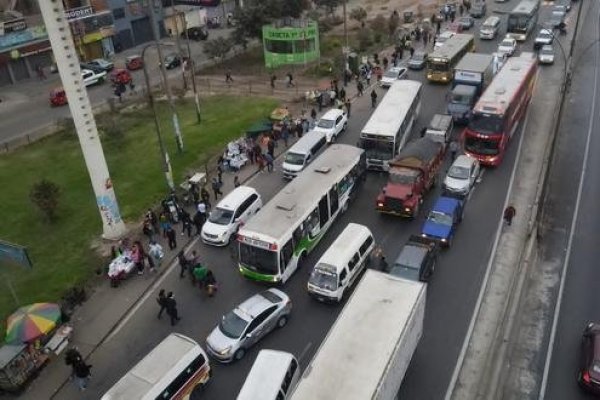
[125, 55, 143, 71]
[49, 88, 67, 107]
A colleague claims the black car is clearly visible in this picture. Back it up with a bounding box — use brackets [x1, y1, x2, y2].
[163, 54, 182, 70]
[386, 236, 439, 282]
[578, 322, 600, 394]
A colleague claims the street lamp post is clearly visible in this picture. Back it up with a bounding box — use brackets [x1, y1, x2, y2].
[142, 43, 175, 191]
[182, 16, 202, 123]
[147, 2, 184, 153]
[169, 0, 188, 91]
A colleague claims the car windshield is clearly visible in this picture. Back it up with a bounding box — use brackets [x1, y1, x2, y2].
[540, 47, 554, 55]
[384, 70, 399, 78]
[451, 93, 471, 105]
[359, 137, 394, 160]
[448, 165, 470, 179]
[538, 31, 552, 40]
[460, 17, 470, 23]
[428, 211, 453, 226]
[208, 207, 234, 225]
[317, 119, 335, 129]
[412, 53, 425, 61]
[469, 113, 503, 134]
[465, 136, 500, 155]
[239, 243, 279, 274]
[285, 152, 305, 165]
[500, 40, 513, 48]
[389, 168, 420, 184]
[219, 310, 249, 339]
[308, 264, 338, 291]
[388, 264, 420, 281]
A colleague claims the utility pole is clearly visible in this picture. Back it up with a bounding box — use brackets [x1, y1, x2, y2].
[147, 2, 184, 153]
[170, 0, 188, 91]
[342, 0, 348, 49]
[183, 19, 202, 123]
[38, 0, 126, 240]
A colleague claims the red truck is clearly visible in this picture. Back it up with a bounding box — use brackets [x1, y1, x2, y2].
[376, 138, 445, 218]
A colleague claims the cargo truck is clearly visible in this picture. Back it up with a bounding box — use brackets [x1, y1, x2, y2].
[376, 137, 445, 218]
[290, 270, 426, 400]
[448, 53, 494, 123]
[163, 7, 208, 41]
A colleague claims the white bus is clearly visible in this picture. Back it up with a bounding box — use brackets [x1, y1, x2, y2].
[507, 0, 540, 41]
[237, 144, 366, 284]
[359, 80, 422, 171]
[101, 333, 211, 400]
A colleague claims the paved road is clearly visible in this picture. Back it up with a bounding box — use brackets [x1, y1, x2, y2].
[537, 0, 600, 398]
[45, 4, 565, 400]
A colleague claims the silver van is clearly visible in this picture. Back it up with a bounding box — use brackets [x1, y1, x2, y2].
[282, 130, 327, 179]
[480, 16, 501, 40]
[236, 350, 300, 400]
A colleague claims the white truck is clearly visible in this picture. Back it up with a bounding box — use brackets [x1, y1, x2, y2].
[290, 270, 426, 400]
[163, 7, 208, 41]
[424, 113, 453, 146]
[448, 53, 494, 123]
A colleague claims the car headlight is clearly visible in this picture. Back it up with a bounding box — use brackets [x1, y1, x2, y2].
[441, 238, 447, 243]
[218, 346, 232, 356]
[404, 207, 412, 212]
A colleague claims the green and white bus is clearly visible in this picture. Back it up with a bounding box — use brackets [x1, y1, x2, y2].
[237, 144, 366, 284]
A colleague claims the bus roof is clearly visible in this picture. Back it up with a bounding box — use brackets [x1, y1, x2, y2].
[429, 33, 474, 62]
[360, 80, 421, 138]
[510, 0, 539, 15]
[101, 333, 202, 400]
[454, 52, 493, 74]
[239, 144, 364, 242]
[473, 53, 537, 116]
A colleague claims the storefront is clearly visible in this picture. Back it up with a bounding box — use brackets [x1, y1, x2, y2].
[0, 24, 51, 86]
[67, 6, 115, 60]
[262, 20, 320, 69]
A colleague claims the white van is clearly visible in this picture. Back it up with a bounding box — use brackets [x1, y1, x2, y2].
[307, 223, 375, 302]
[282, 130, 327, 179]
[480, 16, 501, 40]
[237, 350, 300, 400]
[201, 186, 262, 246]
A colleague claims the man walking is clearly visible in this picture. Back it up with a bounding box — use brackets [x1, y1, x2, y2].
[503, 205, 516, 226]
[449, 140, 459, 161]
[180, 209, 192, 237]
[149, 240, 164, 269]
[211, 177, 223, 200]
[166, 225, 177, 250]
[72, 359, 92, 391]
[178, 251, 189, 278]
[345, 99, 352, 118]
[357, 80, 364, 96]
[286, 72, 295, 87]
[264, 153, 274, 172]
[225, 69, 233, 83]
[165, 292, 180, 326]
[156, 289, 167, 319]
[370, 89, 378, 108]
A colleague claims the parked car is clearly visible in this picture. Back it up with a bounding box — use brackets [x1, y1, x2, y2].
[547, 11, 566, 29]
[81, 69, 106, 86]
[125, 55, 143, 70]
[386, 235, 439, 282]
[80, 62, 104, 74]
[556, 0, 571, 11]
[578, 322, 600, 394]
[538, 45, 555, 65]
[408, 51, 427, 70]
[497, 36, 517, 57]
[421, 196, 464, 247]
[443, 155, 480, 197]
[470, 1, 486, 18]
[534, 28, 554, 49]
[380, 66, 408, 87]
[86, 58, 114, 71]
[312, 108, 348, 143]
[458, 16, 475, 30]
[206, 289, 292, 363]
[163, 53, 182, 69]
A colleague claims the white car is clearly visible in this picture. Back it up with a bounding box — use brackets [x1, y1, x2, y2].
[497, 37, 517, 57]
[313, 109, 348, 143]
[534, 29, 554, 47]
[538, 45, 555, 65]
[380, 66, 408, 87]
[81, 69, 106, 86]
[443, 155, 480, 197]
[201, 186, 262, 246]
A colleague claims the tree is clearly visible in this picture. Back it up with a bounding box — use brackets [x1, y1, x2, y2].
[232, 0, 310, 42]
[370, 15, 387, 36]
[314, 0, 341, 17]
[203, 37, 234, 62]
[30, 179, 61, 222]
[388, 12, 400, 37]
[350, 7, 367, 25]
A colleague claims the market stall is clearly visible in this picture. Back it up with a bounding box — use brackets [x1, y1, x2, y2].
[0, 344, 47, 392]
[107, 250, 135, 286]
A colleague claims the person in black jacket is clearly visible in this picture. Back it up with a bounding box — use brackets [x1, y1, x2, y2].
[72, 358, 92, 391]
[165, 292, 181, 326]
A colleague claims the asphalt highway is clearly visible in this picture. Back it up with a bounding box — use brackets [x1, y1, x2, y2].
[49, 2, 564, 399]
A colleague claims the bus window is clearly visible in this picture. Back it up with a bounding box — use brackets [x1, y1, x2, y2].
[329, 185, 339, 215]
[318, 195, 330, 227]
[280, 239, 294, 270]
[307, 208, 321, 238]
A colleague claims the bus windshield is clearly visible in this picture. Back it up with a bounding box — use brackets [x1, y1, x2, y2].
[508, 15, 529, 31]
[468, 113, 504, 134]
[428, 60, 449, 72]
[360, 138, 394, 160]
[239, 243, 278, 275]
[465, 136, 500, 155]
[309, 265, 338, 291]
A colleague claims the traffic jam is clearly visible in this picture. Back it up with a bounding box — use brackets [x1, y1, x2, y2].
[99, 0, 574, 399]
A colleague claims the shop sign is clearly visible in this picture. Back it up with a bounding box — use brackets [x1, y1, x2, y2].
[82, 31, 104, 44]
[264, 27, 318, 41]
[0, 26, 47, 51]
[0, 18, 27, 35]
[65, 6, 94, 21]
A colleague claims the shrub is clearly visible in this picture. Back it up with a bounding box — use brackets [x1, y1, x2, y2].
[30, 179, 61, 222]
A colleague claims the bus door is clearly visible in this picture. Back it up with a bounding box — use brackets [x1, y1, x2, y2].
[329, 185, 339, 216]
[318, 195, 330, 228]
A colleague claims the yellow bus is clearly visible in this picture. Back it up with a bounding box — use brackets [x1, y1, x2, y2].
[427, 33, 475, 83]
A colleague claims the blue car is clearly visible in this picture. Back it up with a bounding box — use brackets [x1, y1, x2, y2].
[421, 196, 464, 247]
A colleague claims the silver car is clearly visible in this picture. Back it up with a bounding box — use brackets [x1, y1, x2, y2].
[206, 289, 292, 363]
[443, 155, 480, 197]
[538, 45, 555, 65]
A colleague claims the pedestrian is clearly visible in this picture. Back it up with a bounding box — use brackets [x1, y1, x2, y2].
[159, 212, 169, 237]
[201, 186, 211, 209]
[165, 292, 181, 326]
[193, 210, 204, 235]
[36, 64, 46, 80]
[286, 72, 295, 87]
[270, 74, 276, 89]
[372, 246, 388, 271]
[178, 251, 189, 278]
[383, 57, 389, 70]
[436, 21, 442, 34]
[503, 205, 516, 226]
[65, 348, 82, 368]
[72, 359, 92, 391]
[267, 138, 275, 158]
[205, 270, 218, 297]
[192, 262, 208, 288]
[310, 108, 317, 121]
[420, 126, 427, 138]
[211, 177, 223, 199]
[345, 99, 352, 118]
[166, 225, 177, 250]
[449, 140, 459, 161]
[366, 69, 372, 85]
[147, 208, 159, 232]
[459, 4, 464, 15]
[197, 198, 208, 220]
[357, 80, 364, 96]
[339, 87, 346, 102]
[450, 10, 456, 23]
[156, 289, 167, 319]
[233, 175, 241, 188]
[370, 89, 378, 108]
[132, 241, 145, 275]
[257, 153, 265, 173]
[398, 47, 404, 60]
[225, 69, 233, 83]
[142, 219, 155, 242]
[264, 153, 274, 172]
[410, 47, 415, 58]
[148, 240, 164, 269]
[282, 125, 290, 146]
[180, 209, 192, 238]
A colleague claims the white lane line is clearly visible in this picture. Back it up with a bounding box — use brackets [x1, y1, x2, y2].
[538, 14, 600, 400]
[444, 90, 535, 399]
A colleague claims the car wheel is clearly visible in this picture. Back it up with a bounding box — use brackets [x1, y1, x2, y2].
[234, 348, 246, 361]
[277, 315, 288, 328]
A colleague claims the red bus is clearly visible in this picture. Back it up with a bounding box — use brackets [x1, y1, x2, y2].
[462, 53, 538, 166]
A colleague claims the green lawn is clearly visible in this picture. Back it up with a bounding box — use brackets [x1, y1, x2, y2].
[0, 96, 277, 336]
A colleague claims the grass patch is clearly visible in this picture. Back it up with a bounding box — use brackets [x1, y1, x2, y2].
[0, 95, 277, 337]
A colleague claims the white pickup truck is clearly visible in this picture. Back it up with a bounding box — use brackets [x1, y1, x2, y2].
[81, 69, 106, 86]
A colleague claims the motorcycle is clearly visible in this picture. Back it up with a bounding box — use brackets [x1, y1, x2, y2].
[162, 193, 181, 223]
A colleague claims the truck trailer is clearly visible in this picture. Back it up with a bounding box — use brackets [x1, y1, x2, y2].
[448, 53, 494, 123]
[291, 270, 426, 400]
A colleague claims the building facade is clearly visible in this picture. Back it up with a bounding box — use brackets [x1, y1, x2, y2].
[109, 0, 164, 52]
